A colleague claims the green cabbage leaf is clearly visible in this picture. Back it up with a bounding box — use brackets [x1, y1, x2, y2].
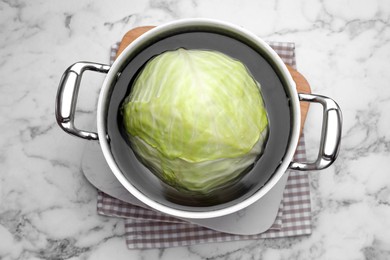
[122, 48, 268, 193]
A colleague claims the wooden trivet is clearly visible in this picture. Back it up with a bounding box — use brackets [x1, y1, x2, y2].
[116, 26, 311, 134]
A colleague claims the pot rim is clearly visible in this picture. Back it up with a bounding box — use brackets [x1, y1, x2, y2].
[97, 18, 300, 219]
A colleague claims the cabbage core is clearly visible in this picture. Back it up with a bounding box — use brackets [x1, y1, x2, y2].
[122, 48, 268, 193]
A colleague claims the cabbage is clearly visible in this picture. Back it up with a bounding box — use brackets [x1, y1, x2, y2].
[122, 48, 268, 193]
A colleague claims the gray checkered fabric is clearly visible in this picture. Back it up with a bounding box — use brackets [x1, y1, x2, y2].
[97, 41, 311, 249]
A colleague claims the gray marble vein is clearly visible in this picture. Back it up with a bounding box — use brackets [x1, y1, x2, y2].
[1, 0, 390, 259]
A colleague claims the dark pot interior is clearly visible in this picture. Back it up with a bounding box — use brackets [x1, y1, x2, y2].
[104, 26, 293, 212]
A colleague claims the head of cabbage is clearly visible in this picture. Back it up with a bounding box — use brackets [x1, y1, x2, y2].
[122, 48, 268, 194]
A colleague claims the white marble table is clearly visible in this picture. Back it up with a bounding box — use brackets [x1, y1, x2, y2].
[1, 0, 389, 259]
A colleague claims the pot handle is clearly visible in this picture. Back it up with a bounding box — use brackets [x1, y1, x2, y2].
[289, 93, 342, 171]
[55, 62, 111, 141]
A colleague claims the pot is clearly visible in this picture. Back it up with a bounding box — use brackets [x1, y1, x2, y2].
[55, 19, 342, 219]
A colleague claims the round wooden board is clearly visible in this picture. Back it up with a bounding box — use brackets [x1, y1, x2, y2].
[116, 27, 311, 135]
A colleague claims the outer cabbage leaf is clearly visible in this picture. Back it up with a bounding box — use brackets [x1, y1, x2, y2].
[122, 48, 268, 193]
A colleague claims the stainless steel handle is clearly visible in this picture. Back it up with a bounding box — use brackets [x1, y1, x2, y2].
[55, 62, 110, 140]
[289, 93, 342, 171]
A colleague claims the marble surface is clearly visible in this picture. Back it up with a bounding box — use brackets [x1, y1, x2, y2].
[1, 0, 390, 259]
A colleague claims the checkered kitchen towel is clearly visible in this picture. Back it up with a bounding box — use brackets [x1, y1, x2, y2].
[98, 42, 311, 249]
